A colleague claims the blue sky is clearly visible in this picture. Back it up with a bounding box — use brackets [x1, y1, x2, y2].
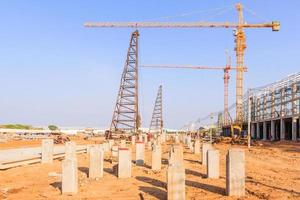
[0, 0, 299, 129]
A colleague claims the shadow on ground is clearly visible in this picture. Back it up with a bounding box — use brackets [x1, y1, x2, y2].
[186, 180, 225, 195]
[185, 169, 206, 178]
[139, 186, 167, 200]
[136, 176, 166, 189]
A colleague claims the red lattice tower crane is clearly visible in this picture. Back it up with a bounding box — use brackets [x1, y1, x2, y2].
[110, 30, 140, 135]
[85, 3, 280, 125]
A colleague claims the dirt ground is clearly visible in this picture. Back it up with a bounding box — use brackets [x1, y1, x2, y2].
[0, 138, 299, 200]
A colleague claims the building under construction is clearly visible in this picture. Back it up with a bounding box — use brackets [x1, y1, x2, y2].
[245, 73, 300, 141]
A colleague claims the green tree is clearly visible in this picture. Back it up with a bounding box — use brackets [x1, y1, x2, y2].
[48, 125, 59, 131]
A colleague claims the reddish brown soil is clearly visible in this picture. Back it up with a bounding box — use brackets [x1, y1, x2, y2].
[0, 139, 299, 200]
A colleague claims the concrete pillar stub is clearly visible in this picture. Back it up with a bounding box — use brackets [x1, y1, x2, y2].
[167, 164, 185, 200]
[280, 118, 285, 140]
[226, 149, 245, 197]
[292, 117, 297, 141]
[151, 144, 162, 171]
[41, 138, 54, 164]
[89, 146, 104, 179]
[135, 142, 145, 166]
[62, 159, 78, 194]
[270, 120, 275, 141]
[169, 144, 184, 166]
[202, 143, 213, 166]
[65, 141, 77, 161]
[194, 140, 200, 154]
[131, 135, 136, 145]
[207, 149, 219, 179]
[118, 148, 132, 178]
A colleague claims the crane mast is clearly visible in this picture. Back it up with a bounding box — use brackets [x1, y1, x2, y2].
[85, 3, 279, 126]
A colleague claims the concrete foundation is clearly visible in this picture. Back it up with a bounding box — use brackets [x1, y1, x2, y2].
[89, 146, 104, 179]
[151, 144, 161, 171]
[207, 149, 219, 179]
[118, 148, 131, 178]
[41, 139, 54, 164]
[226, 149, 245, 196]
[135, 142, 145, 166]
[65, 141, 77, 161]
[201, 143, 213, 166]
[194, 140, 200, 154]
[167, 164, 185, 200]
[62, 159, 78, 194]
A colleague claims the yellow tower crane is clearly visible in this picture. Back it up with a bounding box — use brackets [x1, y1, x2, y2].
[84, 3, 280, 126]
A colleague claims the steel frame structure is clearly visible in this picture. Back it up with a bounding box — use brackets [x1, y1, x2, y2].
[149, 85, 163, 135]
[110, 30, 140, 133]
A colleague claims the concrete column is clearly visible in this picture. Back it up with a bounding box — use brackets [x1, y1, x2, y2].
[89, 146, 104, 179]
[263, 121, 267, 140]
[207, 149, 219, 179]
[194, 140, 200, 154]
[169, 145, 184, 166]
[62, 159, 78, 194]
[65, 141, 77, 160]
[226, 149, 245, 197]
[120, 139, 126, 148]
[251, 123, 255, 138]
[167, 164, 185, 200]
[271, 120, 275, 141]
[41, 139, 54, 164]
[280, 118, 285, 140]
[256, 123, 260, 139]
[202, 143, 213, 166]
[151, 144, 161, 171]
[135, 142, 145, 166]
[131, 135, 136, 145]
[118, 148, 132, 178]
[292, 117, 297, 141]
